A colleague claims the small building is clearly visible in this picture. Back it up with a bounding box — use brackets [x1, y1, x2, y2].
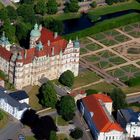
[79, 94, 128, 140]
[117, 109, 140, 138]
[0, 78, 4, 87]
[70, 90, 86, 102]
[0, 88, 30, 120]
[9, 90, 29, 104]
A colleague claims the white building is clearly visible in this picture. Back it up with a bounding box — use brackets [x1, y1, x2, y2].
[0, 88, 30, 120]
[117, 109, 140, 139]
[79, 94, 128, 140]
[0, 24, 80, 89]
[9, 90, 29, 104]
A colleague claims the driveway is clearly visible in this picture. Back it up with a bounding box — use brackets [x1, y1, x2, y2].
[0, 117, 22, 140]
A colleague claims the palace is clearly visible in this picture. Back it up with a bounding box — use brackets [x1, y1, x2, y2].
[0, 24, 80, 89]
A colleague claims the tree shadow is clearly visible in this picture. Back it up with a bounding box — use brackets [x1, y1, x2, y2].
[21, 109, 57, 140]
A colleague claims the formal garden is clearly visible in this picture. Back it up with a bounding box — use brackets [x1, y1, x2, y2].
[107, 65, 140, 82]
[83, 50, 126, 69]
[119, 22, 140, 38]
[91, 29, 131, 46]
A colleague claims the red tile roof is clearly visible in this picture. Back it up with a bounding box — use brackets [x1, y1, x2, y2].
[70, 90, 86, 97]
[94, 94, 112, 103]
[16, 27, 68, 64]
[82, 94, 123, 132]
[0, 46, 12, 61]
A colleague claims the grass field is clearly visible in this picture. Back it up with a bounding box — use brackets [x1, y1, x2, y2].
[28, 86, 42, 111]
[82, 82, 115, 93]
[25, 136, 36, 140]
[47, 13, 81, 21]
[57, 133, 70, 140]
[73, 70, 101, 89]
[56, 116, 68, 126]
[80, 48, 88, 55]
[88, 1, 140, 18]
[85, 43, 102, 51]
[0, 110, 9, 129]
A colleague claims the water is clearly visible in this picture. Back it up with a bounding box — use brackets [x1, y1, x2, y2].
[63, 9, 140, 34]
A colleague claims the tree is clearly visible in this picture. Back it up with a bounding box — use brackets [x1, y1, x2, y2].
[17, 4, 35, 24]
[0, 111, 3, 121]
[64, 0, 80, 13]
[1, 19, 16, 42]
[43, 18, 64, 34]
[35, 0, 47, 15]
[0, 8, 8, 22]
[59, 96, 76, 121]
[39, 81, 57, 108]
[86, 89, 98, 96]
[6, 6, 17, 20]
[47, 0, 58, 14]
[90, 1, 97, 8]
[70, 127, 83, 139]
[109, 88, 127, 110]
[16, 22, 32, 42]
[49, 131, 58, 140]
[59, 70, 74, 87]
[105, 0, 114, 5]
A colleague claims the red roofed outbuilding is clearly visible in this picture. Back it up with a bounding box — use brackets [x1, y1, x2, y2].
[79, 94, 128, 140]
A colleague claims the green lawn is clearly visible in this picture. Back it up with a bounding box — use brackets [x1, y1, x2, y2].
[80, 48, 88, 55]
[88, 1, 140, 18]
[0, 110, 9, 129]
[56, 116, 68, 126]
[46, 13, 81, 21]
[83, 82, 115, 93]
[25, 136, 36, 140]
[28, 86, 42, 111]
[57, 133, 69, 140]
[73, 70, 101, 89]
[85, 43, 102, 51]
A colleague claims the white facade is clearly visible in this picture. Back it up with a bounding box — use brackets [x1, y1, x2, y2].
[0, 25, 80, 90]
[98, 130, 127, 140]
[0, 96, 29, 120]
[126, 122, 140, 138]
[80, 94, 128, 140]
[117, 109, 140, 138]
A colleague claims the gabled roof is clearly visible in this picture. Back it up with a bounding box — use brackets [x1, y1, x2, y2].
[0, 46, 12, 61]
[16, 27, 68, 64]
[94, 94, 112, 103]
[0, 89, 29, 110]
[9, 90, 29, 101]
[82, 94, 123, 132]
[119, 109, 140, 123]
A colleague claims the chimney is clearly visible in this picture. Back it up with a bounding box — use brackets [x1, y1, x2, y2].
[48, 40, 50, 46]
[54, 32, 58, 39]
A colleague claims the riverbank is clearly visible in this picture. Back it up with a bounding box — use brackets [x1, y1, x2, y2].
[88, 0, 140, 18]
[44, 13, 81, 21]
[64, 12, 140, 39]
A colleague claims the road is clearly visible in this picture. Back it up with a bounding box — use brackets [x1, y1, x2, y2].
[74, 110, 93, 140]
[126, 93, 140, 104]
[0, 118, 22, 140]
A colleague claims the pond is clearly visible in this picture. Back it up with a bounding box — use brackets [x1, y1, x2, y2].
[63, 9, 140, 34]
